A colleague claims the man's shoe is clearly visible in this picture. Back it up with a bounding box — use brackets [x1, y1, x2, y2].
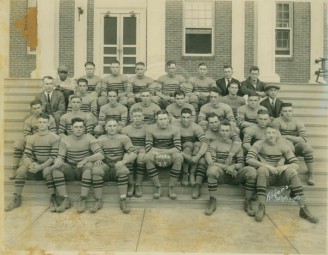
[153, 186, 162, 199]
[89, 198, 103, 213]
[189, 174, 196, 187]
[205, 197, 216, 216]
[244, 199, 255, 217]
[120, 198, 130, 214]
[192, 184, 201, 199]
[135, 185, 143, 198]
[127, 184, 135, 197]
[77, 197, 87, 213]
[56, 196, 71, 213]
[181, 173, 189, 187]
[5, 193, 21, 212]
[168, 186, 177, 200]
[307, 174, 315, 186]
[299, 205, 319, 224]
[49, 194, 58, 213]
[255, 203, 265, 222]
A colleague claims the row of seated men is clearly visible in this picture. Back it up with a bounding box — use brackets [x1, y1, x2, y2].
[5, 61, 317, 224]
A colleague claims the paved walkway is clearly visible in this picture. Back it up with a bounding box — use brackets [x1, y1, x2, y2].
[3, 203, 327, 255]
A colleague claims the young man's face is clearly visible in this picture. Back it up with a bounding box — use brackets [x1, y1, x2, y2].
[281, 106, 293, 119]
[110, 63, 120, 75]
[157, 113, 169, 129]
[257, 114, 270, 128]
[250, 70, 259, 81]
[108, 91, 118, 105]
[181, 113, 192, 126]
[37, 117, 49, 131]
[85, 64, 95, 76]
[208, 116, 220, 132]
[175, 94, 185, 107]
[72, 121, 85, 137]
[265, 127, 278, 143]
[267, 88, 278, 99]
[71, 98, 82, 111]
[223, 67, 233, 79]
[167, 64, 176, 76]
[247, 96, 259, 108]
[136, 65, 146, 77]
[140, 91, 151, 105]
[58, 71, 68, 81]
[209, 92, 220, 106]
[228, 83, 239, 96]
[132, 111, 144, 125]
[77, 81, 88, 94]
[44, 78, 54, 93]
[220, 125, 231, 140]
[105, 120, 118, 135]
[31, 104, 42, 116]
[198, 65, 208, 77]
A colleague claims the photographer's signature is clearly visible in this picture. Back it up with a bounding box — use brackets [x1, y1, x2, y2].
[266, 185, 300, 202]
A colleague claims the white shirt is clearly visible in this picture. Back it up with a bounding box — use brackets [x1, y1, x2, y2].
[45, 90, 54, 101]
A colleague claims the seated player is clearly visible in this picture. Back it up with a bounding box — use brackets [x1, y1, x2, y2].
[78, 61, 102, 94]
[121, 108, 147, 197]
[58, 96, 94, 138]
[68, 78, 98, 126]
[174, 108, 208, 188]
[198, 87, 237, 132]
[205, 121, 256, 216]
[236, 91, 267, 132]
[188, 63, 217, 112]
[5, 113, 60, 212]
[156, 60, 185, 109]
[260, 84, 284, 119]
[126, 62, 158, 106]
[239, 66, 266, 98]
[246, 124, 318, 223]
[11, 99, 57, 180]
[95, 89, 128, 136]
[129, 89, 161, 125]
[220, 81, 246, 117]
[99, 60, 129, 107]
[96, 119, 137, 213]
[52, 118, 104, 213]
[273, 103, 315, 185]
[166, 90, 196, 123]
[145, 110, 183, 199]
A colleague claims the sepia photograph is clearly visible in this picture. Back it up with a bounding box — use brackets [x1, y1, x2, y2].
[0, 0, 327, 254]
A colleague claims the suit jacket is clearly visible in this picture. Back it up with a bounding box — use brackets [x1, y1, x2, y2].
[240, 77, 266, 96]
[38, 90, 66, 120]
[216, 77, 241, 96]
[260, 97, 284, 118]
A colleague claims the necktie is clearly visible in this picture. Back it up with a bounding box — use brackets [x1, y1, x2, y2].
[47, 93, 51, 103]
[271, 99, 275, 108]
[226, 79, 230, 86]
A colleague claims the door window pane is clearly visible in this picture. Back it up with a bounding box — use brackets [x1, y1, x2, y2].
[104, 17, 117, 44]
[123, 17, 136, 45]
[123, 57, 136, 65]
[123, 67, 135, 74]
[123, 47, 136, 55]
[104, 47, 117, 54]
[104, 57, 117, 64]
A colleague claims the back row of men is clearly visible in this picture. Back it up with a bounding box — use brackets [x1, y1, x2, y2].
[5, 61, 317, 224]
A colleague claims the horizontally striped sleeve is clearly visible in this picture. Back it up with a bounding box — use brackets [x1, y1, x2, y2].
[89, 135, 103, 155]
[101, 78, 108, 93]
[95, 80, 103, 96]
[172, 126, 181, 151]
[58, 115, 67, 135]
[209, 141, 217, 162]
[236, 106, 246, 128]
[195, 124, 206, 144]
[245, 142, 261, 162]
[145, 126, 154, 152]
[296, 121, 307, 142]
[235, 148, 245, 164]
[85, 113, 94, 134]
[57, 139, 67, 161]
[23, 118, 32, 137]
[98, 105, 106, 122]
[50, 137, 60, 159]
[225, 104, 236, 123]
[23, 135, 35, 159]
[243, 127, 253, 145]
[282, 144, 299, 165]
[123, 136, 136, 154]
[119, 106, 128, 126]
[49, 116, 58, 134]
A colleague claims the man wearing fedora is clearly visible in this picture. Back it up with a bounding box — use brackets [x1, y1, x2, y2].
[260, 84, 284, 119]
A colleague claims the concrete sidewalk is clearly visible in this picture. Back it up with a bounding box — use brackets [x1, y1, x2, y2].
[3, 204, 327, 255]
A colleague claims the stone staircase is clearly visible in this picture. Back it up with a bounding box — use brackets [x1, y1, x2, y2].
[3, 79, 328, 208]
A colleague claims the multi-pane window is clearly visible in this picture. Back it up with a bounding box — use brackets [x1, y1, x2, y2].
[275, 2, 293, 56]
[184, 0, 214, 55]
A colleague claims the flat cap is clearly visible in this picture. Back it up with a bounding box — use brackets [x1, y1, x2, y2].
[264, 84, 280, 91]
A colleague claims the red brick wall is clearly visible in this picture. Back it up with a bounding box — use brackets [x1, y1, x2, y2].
[244, 1, 255, 79]
[165, 0, 232, 80]
[87, 0, 94, 62]
[275, 2, 311, 82]
[9, 0, 36, 78]
[59, 0, 75, 76]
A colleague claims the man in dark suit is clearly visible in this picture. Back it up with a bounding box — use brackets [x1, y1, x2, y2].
[260, 84, 284, 119]
[240, 66, 267, 97]
[37, 76, 66, 130]
[216, 65, 241, 96]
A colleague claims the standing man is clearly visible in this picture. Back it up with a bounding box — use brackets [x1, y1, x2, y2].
[52, 118, 104, 213]
[246, 124, 318, 223]
[78, 61, 102, 94]
[5, 113, 60, 212]
[96, 119, 137, 213]
[54, 65, 77, 109]
[145, 110, 183, 199]
[240, 66, 266, 97]
[216, 65, 241, 96]
[38, 76, 66, 130]
[260, 84, 284, 119]
[166, 90, 196, 123]
[273, 103, 315, 185]
[157, 60, 186, 109]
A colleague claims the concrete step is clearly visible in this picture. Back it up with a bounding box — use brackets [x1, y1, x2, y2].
[4, 78, 43, 86]
[277, 82, 328, 91]
[4, 86, 42, 94]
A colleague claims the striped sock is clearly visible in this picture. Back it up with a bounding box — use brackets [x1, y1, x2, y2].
[147, 167, 158, 177]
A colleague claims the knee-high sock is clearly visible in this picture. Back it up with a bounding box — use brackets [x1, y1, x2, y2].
[256, 174, 267, 204]
[92, 174, 104, 199]
[45, 174, 56, 196]
[136, 164, 145, 185]
[117, 175, 128, 197]
[81, 170, 92, 198]
[207, 176, 217, 198]
[14, 176, 26, 195]
[53, 170, 68, 197]
[195, 164, 206, 185]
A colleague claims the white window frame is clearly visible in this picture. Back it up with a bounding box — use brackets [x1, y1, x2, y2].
[26, 0, 37, 55]
[275, 2, 293, 57]
[183, 0, 215, 57]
